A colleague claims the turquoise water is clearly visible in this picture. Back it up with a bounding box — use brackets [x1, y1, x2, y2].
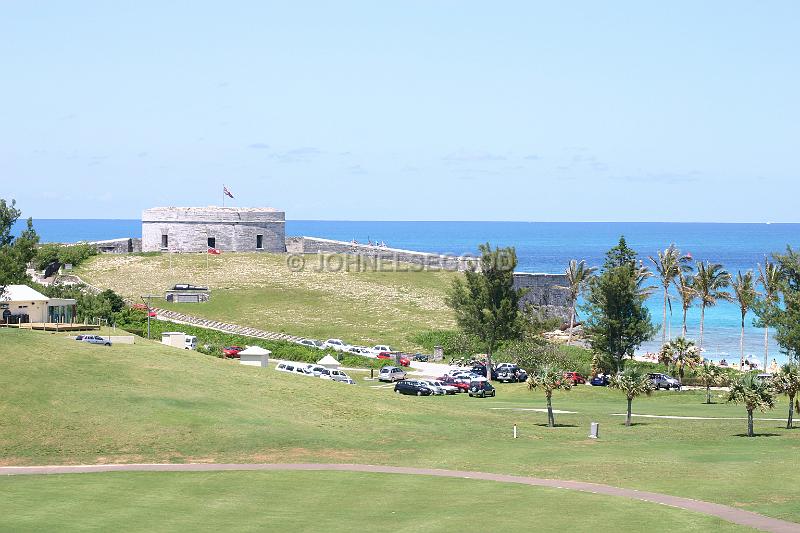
[17, 219, 800, 363]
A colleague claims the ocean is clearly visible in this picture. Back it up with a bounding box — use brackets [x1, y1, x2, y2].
[15, 219, 800, 364]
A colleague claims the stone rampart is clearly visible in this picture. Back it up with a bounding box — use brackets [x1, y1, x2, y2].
[286, 236, 476, 271]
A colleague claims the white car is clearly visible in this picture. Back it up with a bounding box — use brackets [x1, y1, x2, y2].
[297, 339, 324, 349]
[276, 362, 299, 374]
[428, 380, 458, 395]
[370, 345, 394, 355]
[347, 346, 372, 356]
[305, 364, 327, 377]
[419, 380, 446, 395]
[323, 339, 350, 352]
[320, 368, 353, 383]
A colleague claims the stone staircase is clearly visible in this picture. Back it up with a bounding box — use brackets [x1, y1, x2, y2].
[151, 307, 304, 343]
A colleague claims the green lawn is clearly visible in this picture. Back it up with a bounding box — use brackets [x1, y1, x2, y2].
[0, 471, 750, 532]
[1, 328, 799, 524]
[76, 252, 457, 350]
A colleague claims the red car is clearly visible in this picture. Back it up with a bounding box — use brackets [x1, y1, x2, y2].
[223, 346, 244, 357]
[377, 352, 410, 366]
[436, 375, 470, 392]
[563, 371, 586, 385]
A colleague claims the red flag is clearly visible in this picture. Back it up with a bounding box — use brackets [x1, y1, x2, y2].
[223, 186, 234, 199]
[207, 248, 221, 255]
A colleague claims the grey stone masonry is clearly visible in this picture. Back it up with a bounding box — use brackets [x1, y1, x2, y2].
[142, 207, 285, 253]
[286, 236, 476, 271]
[87, 238, 141, 254]
[512, 272, 570, 319]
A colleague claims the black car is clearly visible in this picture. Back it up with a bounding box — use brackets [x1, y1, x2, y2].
[468, 380, 496, 398]
[394, 380, 434, 396]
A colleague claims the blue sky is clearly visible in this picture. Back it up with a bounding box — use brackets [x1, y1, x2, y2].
[2, 1, 798, 221]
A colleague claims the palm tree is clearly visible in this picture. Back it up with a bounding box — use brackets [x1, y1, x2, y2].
[609, 368, 653, 426]
[695, 361, 727, 404]
[693, 261, 732, 350]
[634, 260, 656, 298]
[732, 271, 758, 369]
[562, 260, 597, 345]
[773, 363, 800, 429]
[658, 337, 701, 379]
[757, 260, 781, 370]
[526, 366, 572, 427]
[674, 271, 696, 337]
[650, 245, 691, 345]
[727, 372, 776, 437]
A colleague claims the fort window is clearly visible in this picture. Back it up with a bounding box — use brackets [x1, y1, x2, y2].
[207, 237, 216, 248]
[161, 234, 168, 249]
[256, 234, 263, 249]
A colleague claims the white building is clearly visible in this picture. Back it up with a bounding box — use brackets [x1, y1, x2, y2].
[0, 285, 77, 324]
[238, 346, 271, 367]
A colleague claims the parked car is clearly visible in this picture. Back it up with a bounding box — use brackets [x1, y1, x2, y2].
[183, 335, 198, 350]
[323, 339, 350, 351]
[222, 346, 244, 357]
[297, 339, 324, 349]
[418, 380, 446, 395]
[371, 345, 394, 355]
[78, 335, 111, 346]
[294, 366, 314, 377]
[590, 374, 610, 386]
[495, 365, 528, 383]
[378, 366, 407, 382]
[347, 346, 372, 356]
[563, 371, 586, 385]
[320, 368, 353, 383]
[649, 373, 682, 390]
[468, 380, 496, 398]
[394, 380, 433, 396]
[426, 380, 458, 395]
[376, 352, 410, 366]
[305, 364, 327, 377]
[437, 375, 470, 392]
[276, 362, 298, 373]
[411, 354, 429, 362]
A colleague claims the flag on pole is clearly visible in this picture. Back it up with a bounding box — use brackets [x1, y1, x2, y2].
[223, 185, 234, 199]
[207, 248, 221, 255]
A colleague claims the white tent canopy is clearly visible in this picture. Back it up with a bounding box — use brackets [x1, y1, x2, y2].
[317, 354, 340, 368]
[238, 346, 271, 356]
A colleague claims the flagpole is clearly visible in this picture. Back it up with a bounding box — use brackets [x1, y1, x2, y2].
[222, 184, 225, 207]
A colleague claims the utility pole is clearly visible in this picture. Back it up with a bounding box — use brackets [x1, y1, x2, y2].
[141, 295, 158, 339]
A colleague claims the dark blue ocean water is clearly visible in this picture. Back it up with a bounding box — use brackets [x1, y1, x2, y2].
[16, 219, 800, 363]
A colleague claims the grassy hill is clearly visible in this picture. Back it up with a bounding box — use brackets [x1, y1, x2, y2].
[75, 252, 457, 350]
[2, 471, 749, 532]
[2, 328, 800, 524]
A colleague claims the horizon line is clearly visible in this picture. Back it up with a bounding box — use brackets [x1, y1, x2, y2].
[16, 218, 799, 225]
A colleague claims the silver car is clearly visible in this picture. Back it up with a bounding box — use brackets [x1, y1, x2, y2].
[378, 366, 407, 382]
[320, 368, 354, 383]
[419, 380, 446, 395]
[649, 373, 681, 390]
[77, 335, 111, 346]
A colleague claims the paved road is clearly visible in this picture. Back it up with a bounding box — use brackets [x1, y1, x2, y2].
[2, 463, 798, 532]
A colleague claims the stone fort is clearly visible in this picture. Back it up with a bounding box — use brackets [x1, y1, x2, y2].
[136, 205, 568, 318]
[142, 206, 285, 253]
